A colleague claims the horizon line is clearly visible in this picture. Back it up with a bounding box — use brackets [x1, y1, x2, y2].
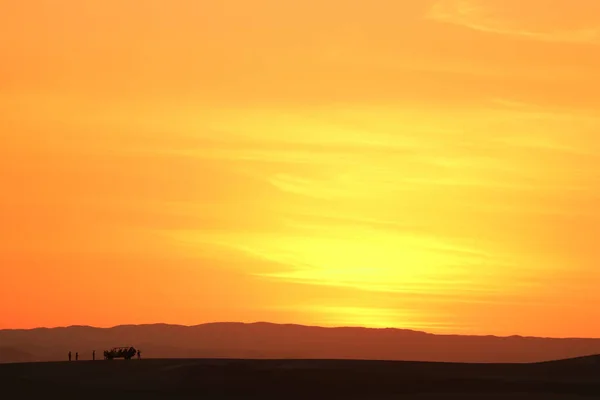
[1, 321, 597, 341]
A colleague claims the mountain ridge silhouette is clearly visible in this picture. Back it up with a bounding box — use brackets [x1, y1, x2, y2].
[2, 322, 600, 364]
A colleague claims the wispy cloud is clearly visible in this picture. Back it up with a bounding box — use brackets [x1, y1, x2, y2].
[283, 305, 456, 331]
[428, 0, 600, 44]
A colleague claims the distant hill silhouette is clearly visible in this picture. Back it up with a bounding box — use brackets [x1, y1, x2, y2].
[1, 322, 599, 364]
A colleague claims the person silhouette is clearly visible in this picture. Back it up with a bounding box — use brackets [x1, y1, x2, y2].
[75, 352, 78, 361]
[68, 351, 71, 362]
[137, 349, 141, 360]
[92, 350, 95, 361]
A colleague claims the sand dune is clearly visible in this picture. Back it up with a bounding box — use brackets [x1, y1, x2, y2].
[2, 357, 600, 399]
[4, 322, 600, 398]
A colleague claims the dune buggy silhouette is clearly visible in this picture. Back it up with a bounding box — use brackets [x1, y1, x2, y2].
[104, 346, 137, 360]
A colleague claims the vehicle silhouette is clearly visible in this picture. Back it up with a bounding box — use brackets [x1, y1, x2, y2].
[103, 346, 137, 360]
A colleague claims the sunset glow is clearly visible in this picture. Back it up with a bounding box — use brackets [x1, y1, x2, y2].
[2, 0, 600, 337]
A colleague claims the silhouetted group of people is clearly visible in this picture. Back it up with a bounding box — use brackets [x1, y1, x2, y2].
[68, 349, 141, 361]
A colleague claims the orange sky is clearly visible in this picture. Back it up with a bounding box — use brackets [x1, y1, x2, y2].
[2, 0, 600, 337]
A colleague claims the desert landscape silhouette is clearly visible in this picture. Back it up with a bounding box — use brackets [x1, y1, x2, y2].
[4, 322, 600, 364]
[3, 323, 600, 398]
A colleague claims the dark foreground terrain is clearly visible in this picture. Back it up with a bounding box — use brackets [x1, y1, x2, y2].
[3, 357, 600, 399]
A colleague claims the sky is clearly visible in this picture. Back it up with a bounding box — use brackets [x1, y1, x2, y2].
[1, 0, 600, 338]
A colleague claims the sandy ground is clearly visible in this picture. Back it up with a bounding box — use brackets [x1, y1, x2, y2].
[1, 358, 599, 399]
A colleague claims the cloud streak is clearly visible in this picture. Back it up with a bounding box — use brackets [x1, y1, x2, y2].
[428, 0, 600, 44]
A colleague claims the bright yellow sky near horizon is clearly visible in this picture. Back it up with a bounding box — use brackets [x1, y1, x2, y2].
[2, 0, 600, 337]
